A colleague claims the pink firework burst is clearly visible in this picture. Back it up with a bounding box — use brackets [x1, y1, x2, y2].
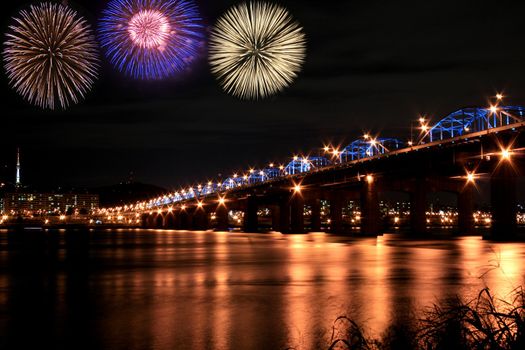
[128, 9, 170, 50]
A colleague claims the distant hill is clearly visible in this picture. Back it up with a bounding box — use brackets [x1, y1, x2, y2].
[93, 182, 168, 207]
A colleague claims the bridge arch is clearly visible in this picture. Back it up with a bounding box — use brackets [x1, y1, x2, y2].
[428, 105, 525, 142]
[340, 138, 404, 162]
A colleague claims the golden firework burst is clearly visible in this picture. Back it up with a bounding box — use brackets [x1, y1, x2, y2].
[3, 2, 99, 110]
[209, 1, 306, 100]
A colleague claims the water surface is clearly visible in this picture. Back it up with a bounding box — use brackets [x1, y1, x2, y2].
[1, 229, 524, 349]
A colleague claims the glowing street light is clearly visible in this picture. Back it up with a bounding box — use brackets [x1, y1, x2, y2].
[496, 93, 504, 100]
[323, 146, 330, 152]
[501, 148, 511, 160]
[293, 184, 302, 193]
[466, 172, 476, 183]
[366, 174, 374, 184]
[489, 105, 498, 114]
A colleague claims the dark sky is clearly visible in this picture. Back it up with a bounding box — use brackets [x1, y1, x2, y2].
[1, 0, 525, 190]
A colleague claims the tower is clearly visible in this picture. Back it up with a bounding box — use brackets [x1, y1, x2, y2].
[15, 147, 21, 187]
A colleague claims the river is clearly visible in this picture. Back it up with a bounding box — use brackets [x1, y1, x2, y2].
[1, 229, 524, 349]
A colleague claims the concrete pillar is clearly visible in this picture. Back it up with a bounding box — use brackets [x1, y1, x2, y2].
[215, 205, 229, 231]
[243, 196, 258, 233]
[271, 205, 281, 231]
[491, 163, 517, 240]
[458, 184, 474, 235]
[410, 178, 427, 235]
[329, 196, 343, 233]
[141, 213, 149, 228]
[290, 195, 304, 233]
[310, 198, 322, 232]
[360, 179, 381, 235]
[174, 210, 182, 230]
[279, 196, 291, 233]
[193, 207, 209, 230]
[179, 209, 192, 230]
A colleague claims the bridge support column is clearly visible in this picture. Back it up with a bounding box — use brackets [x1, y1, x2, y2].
[290, 195, 304, 233]
[329, 195, 343, 234]
[361, 179, 380, 235]
[410, 178, 427, 235]
[310, 198, 322, 232]
[244, 196, 258, 233]
[279, 196, 291, 233]
[458, 184, 474, 235]
[490, 164, 517, 240]
[271, 205, 281, 231]
[215, 205, 229, 231]
[180, 209, 192, 230]
[193, 208, 209, 231]
[141, 213, 149, 228]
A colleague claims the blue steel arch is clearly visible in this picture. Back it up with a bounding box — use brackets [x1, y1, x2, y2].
[340, 138, 404, 162]
[428, 106, 525, 142]
[285, 156, 330, 175]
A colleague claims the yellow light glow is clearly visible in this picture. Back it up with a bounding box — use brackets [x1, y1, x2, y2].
[218, 197, 226, 205]
[501, 148, 511, 160]
[496, 93, 503, 100]
[293, 184, 302, 193]
[489, 105, 498, 114]
[323, 146, 330, 152]
[366, 175, 374, 183]
[197, 202, 203, 208]
[466, 172, 475, 183]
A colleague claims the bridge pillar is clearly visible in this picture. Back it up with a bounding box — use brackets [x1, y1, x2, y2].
[290, 194, 304, 233]
[179, 209, 192, 230]
[360, 179, 381, 235]
[490, 163, 517, 240]
[141, 213, 149, 228]
[458, 184, 474, 235]
[279, 196, 291, 233]
[192, 207, 209, 231]
[329, 195, 343, 234]
[215, 205, 229, 231]
[410, 178, 427, 235]
[243, 195, 259, 233]
[309, 198, 322, 232]
[271, 205, 281, 231]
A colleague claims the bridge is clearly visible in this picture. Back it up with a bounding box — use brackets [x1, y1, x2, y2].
[97, 100, 525, 240]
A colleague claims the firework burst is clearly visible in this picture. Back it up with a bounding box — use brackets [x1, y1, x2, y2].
[99, 0, 204, 80]
[3, 2, 99, 110]
[209, 1, 306, 100]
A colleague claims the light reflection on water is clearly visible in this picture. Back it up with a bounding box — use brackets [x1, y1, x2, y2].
[0, 230, 525, 349]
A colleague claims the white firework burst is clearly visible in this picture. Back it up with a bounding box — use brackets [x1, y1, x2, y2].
[3, 2, 99, 110]
[209, 1, 306, 100]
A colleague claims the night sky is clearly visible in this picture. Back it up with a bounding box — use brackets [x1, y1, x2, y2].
[1, 0, 525, 190]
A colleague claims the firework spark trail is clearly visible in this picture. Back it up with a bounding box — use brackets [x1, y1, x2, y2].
[99, 0, 203, 80]
[3, 2, 99, 110]
[209, 1, 306, 100]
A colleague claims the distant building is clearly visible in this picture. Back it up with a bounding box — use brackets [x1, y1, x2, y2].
[2, 192, 99, 215]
